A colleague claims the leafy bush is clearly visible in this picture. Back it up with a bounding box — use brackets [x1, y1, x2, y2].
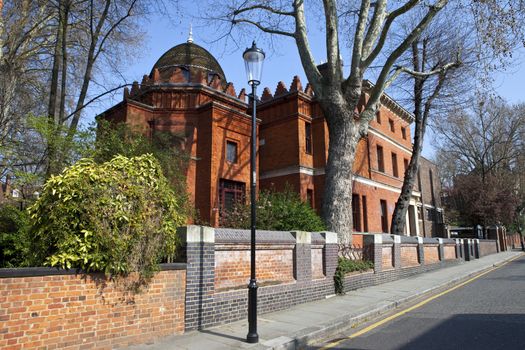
[0, 204, 31, 268]
[91, 120, 192, 220]
[334, 257, 374, 294]
[221, 188, 326, 232]
[27, 154, 185, 284]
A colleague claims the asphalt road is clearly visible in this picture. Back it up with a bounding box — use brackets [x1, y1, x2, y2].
[314, 255, 525, 350]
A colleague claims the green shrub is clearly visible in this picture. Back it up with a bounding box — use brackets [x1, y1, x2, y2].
[27, 154, 185, 284]
[334, 257, 374, 294]
[221, 188, 326, 232]
[0, 204, 31, 268]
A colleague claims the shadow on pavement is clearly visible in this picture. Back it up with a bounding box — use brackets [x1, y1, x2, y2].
[198, 329, 246, 342]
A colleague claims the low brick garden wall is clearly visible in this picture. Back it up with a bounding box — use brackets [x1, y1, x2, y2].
[1, 227, 505, 349]
[0, 264, 186, 350]
[342, 235, 464, 293]
[478, 239, 498, 257]
[181, 226, 338, 330]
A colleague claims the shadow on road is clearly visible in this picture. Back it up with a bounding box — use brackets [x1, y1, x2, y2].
[307, 313, 525, 350]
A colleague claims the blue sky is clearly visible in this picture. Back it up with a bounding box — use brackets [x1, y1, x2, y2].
[89, 8, 525, 159]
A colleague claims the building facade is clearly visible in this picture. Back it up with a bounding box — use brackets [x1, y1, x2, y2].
[100, 39, 443, 236]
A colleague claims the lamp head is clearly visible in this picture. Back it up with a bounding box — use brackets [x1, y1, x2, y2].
[243, 41, 265, 86]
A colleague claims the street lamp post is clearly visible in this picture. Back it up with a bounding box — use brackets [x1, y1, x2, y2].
[243, 41, 265, 344]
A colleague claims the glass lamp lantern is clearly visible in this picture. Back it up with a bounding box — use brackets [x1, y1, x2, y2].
[243, 41, 265, 85]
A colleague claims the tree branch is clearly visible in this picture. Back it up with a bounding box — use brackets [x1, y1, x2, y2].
[231, 18, 295, 37]
[293, 0, 322, 93]
[233, 4, 295, 17]
[323, 0, 341, 83]
[362, 0, 420, 69]
[361, 0, 448, 128]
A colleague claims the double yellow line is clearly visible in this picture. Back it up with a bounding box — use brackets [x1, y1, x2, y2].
[320, 254, 523, 350]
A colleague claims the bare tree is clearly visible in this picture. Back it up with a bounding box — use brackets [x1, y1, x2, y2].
[0, 1, 51, 150]
[2, 0, 178, 189]
[434, 97, 525, 225]
[213, 0, 458, 242]
[46, 0, 147, 176]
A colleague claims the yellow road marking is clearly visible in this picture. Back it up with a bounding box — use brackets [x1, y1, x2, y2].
[320, 254, 523, 350]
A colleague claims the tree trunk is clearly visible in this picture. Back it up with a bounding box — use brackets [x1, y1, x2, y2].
[46, 0, 65, 178]
[391, 40, 426, 236]
[321, 96, 361, 244]
[58, 1, 69, 124]
[391, 109, 426, 235]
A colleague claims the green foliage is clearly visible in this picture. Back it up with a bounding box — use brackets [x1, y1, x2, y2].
[27, 154, 186, 284]
[334, 257, 374, 294]
[221, 187, 326, 232]
[90, 120, 191, 216]
[0, 205, 31, 268]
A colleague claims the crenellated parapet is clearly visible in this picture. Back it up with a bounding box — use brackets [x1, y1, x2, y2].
[123, 68, 241, 102]
[256, 76, 315, 105]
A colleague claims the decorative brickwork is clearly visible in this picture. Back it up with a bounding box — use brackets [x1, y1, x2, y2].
[0, 266, 186, 350]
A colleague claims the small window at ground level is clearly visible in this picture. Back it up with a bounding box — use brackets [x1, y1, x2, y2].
[306, 189, 314, 208]
[380, 199, 389, 233]
[352, 194, 361, 232]
[362, 196, 368, 232]
[226, 140, 238, 163]
[219, 179, 245, 217]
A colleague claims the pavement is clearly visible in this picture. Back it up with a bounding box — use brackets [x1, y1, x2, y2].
[127, 250, 524, 350]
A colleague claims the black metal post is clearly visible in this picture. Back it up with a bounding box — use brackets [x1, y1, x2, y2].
[247, 83, 259, 344]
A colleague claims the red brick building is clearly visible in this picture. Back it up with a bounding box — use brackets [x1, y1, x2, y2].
[100, 39, 443, 236]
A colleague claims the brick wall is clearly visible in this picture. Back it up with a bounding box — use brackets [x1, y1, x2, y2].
[400, 244, 420, 267]
[347, 234, 465, 294]
[214, 246, 294, 291]
[382, 245, 394, 270]
[311, 246, 325, 279]
[424, 245, 440, 264]
[478, 239, 498, 257]
[180, 226, 338, 330]
[0, 265, 186, 350]
[443, 244, 457, 260]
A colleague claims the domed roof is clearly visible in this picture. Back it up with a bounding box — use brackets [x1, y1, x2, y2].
[151, 42, 226, 81]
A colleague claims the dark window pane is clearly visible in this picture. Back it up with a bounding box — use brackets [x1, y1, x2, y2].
[226, 141, 237, 163]
[352, 194, 361, 232]
[305, 122, 312, 154]
[380, 199, 388, 233]
[306, 189, 314, 208]
[392, 152, 399, 178]
[377, 145, 384, 172]
[219, 179, 246, 217]
[362, 196, 368, 232]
